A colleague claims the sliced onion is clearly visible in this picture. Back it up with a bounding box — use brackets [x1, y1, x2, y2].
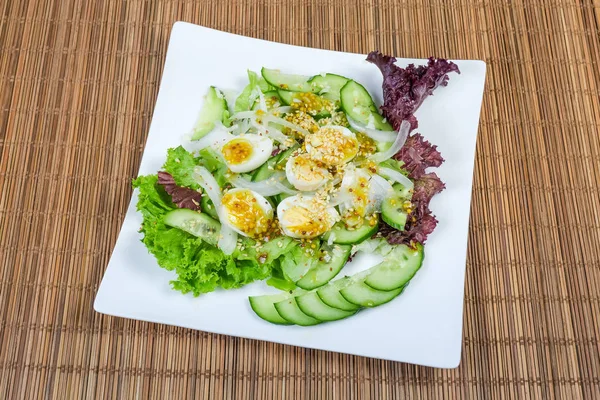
[229, 172, 297, 196]
[271, 106, 292, 114]
[231, 110, 257, 120]
[193, 166, 238, 254]
[193, 166, 223, 204]
[264, 115, 310, 137]
[217, 224, 237, 255]
[183, 125, 231, 153]
[370, 120, 410, 163]
[378, 167, 414, 190]
[250, 120, 291, 144]
[367, 174, 394, 213]
[346, 115, 397, 143]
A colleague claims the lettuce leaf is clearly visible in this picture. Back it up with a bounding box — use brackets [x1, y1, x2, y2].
[133, 171, 280, 296]
[366, 51, 460, 131]
[162, 146, 200, 189]
[157, 171, 202, 211]
[234, 70, 274, 112]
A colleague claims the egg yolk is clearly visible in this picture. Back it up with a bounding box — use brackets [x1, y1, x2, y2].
[222, 138, 253, 165]
[222, 189, 272, 238]
[291, 154, 327, 184]
[305, 127, 359, 166]
[281, 203, 333, 238]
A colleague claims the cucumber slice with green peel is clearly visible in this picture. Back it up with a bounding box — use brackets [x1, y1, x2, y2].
[340, 80, 394, 131]
[295, 244, 351, 290]
[252, 153, 282, 182]
[340, 281, 404, 307]
[316, 277, 360, 312]
[376, 141, 393, 152]
[262, 68, 314, 92]
[296, 291, 356, 321]
[249, 293, 293, 325]
[277, 89, 332, 118]
[200, 196, 219, 220]
[308, 73, 349, 101]
[381, 196, 409, 230]
[191, 86, 228, 140]
[277, 89, 294, 105]
[163, 209, 220, 246]
[392, 182, 413, 199]
[252, 144, 299, 182]
[365, 244, 424, 291]
[323, 222, 378, 245]
[274, 298, 321, 326]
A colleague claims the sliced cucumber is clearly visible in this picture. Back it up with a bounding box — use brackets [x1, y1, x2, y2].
[392, 182, 413, 199]
[252, 144, 299, 182]
[274, 297, 321, 326]
[296, 291, 356, 321]
[323, 222, 378, 245]
[277, 89, 294, 105]
[252, 154, 281, 182]
[295, 244, 351, 290]
[163, 209, 220, 246]
[249, 292, 293, 325]
[340, 281, 404, 307]
[262, 68, 313, 92]
[200, 196, 219, 220]
[381, 196, 408, 230]
[191, 86, 228, 140]
[277, 89, 331, 118]
[365, 244, 423, 291]
[340, 81, 393, 131]
[316, 277, 360, 312]
[308, 73, 349, 102]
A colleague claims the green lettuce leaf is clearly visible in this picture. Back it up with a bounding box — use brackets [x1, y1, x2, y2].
[162, 146, 200, 189]
[234, 70, 274, 112]
[133, 171, 284, 296]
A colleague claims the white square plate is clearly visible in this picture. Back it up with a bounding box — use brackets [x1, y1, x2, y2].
[94, 21, 486, 368]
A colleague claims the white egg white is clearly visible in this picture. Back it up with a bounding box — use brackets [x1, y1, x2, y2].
[277, 195, 339, 239]
[220, 188, 274, 237]
[285, 153, 330, 191]
[219, 134, 273, 173]
[338, 168, 373, 226]
[304, 125, 359, 166]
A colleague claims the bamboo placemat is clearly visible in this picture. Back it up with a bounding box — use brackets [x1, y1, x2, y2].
[1, 0, 600, 398]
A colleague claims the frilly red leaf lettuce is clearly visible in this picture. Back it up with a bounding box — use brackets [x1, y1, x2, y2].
[367, 51, 458, 245]
[366, 51, 460, 131]
[394, 133, 444, 180]
[157, 171, 202, 211]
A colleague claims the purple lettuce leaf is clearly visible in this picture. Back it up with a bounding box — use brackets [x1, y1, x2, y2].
[157, 171, 202, 211]
[366, 51, 460, 131]
[394, 133, 444, 180]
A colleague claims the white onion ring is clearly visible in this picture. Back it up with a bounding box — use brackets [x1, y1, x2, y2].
[346, 115, 397, 143]
[264, 115, 311, 137]
[229, 173, 297, 196]
[378, 167, 414, 190]
[250, 120, 291, 144]
[192, 166, 238, 255]
[183, 125, 231, 153]
[367, 174, 394, 213]
[370, 120, 410, 163]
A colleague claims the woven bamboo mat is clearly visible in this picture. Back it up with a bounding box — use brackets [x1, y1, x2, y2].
[1, 0, 600, 398]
